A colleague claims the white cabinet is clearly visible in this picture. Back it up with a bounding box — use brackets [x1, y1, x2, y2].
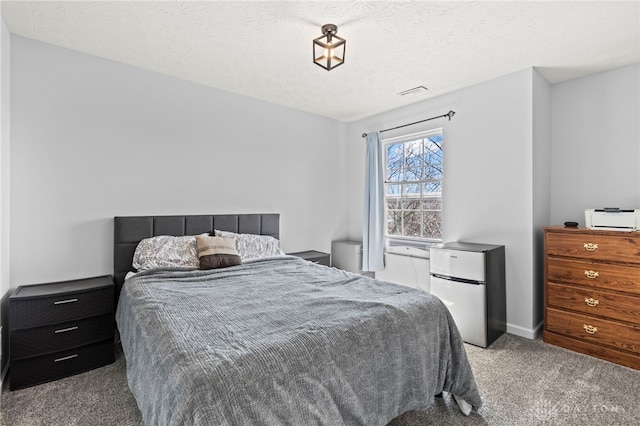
[331, 240, 374, 277]
[376, 251, 430, 293]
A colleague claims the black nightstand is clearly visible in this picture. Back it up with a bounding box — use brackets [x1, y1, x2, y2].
[287, 250, 331, 266]
[9, 275, 116, 390]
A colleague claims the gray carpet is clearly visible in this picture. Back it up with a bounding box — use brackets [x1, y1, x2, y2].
[2, 333, 639, 425]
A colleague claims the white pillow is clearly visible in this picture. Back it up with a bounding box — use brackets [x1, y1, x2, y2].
[214, 230, 284, 261]
[132, 235, 200, 271]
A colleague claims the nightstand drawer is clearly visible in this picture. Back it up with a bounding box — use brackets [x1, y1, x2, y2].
[10, 314, 114, 360]
[10, 340, 115, 390]
[10, 286, 113, 329]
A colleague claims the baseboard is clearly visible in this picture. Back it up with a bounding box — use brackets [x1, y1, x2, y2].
[507, 320, 543, 340]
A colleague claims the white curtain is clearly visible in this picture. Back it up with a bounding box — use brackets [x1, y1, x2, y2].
[362, 132, 385, 271]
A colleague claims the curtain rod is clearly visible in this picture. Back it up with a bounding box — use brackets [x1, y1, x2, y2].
[361, 110, 456, 138]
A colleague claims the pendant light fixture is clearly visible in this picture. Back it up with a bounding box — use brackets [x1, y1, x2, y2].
[313, 24, 346, 71]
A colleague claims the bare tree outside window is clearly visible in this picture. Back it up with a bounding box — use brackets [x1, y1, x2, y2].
[384, 130, 443, 244]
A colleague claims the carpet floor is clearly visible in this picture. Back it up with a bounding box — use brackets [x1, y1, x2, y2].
[2, 333, 639, 425]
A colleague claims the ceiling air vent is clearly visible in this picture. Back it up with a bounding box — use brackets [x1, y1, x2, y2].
[397, 86, 428, 96]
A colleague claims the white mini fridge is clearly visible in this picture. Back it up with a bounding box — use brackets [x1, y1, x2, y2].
[430, 242, 506, 348]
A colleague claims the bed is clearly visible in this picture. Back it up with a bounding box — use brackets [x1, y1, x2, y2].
[114, 214, 482, 425]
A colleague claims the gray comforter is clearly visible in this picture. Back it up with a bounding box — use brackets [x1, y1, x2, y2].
[116, 256, 482, 425]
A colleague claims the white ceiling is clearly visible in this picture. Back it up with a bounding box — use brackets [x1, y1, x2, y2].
[2, 1, 639, 122]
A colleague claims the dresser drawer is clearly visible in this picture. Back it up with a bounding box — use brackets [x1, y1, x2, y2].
[10, 286, 113, 330]
[547, 257, 640, 295]
[10, 314, 114, 360]
[543, 331, 640, 370]
[546, 231, 640, 264]
[546, 308, 640, 355]
[9, 339, 115, 390]
[547, 282, 640, 324]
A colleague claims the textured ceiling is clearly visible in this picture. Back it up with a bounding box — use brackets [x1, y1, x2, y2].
[2, 1, 639, 122]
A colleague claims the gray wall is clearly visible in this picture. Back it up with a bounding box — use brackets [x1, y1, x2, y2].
[550, 64, 640, 224]
[8, 35, 349, 288]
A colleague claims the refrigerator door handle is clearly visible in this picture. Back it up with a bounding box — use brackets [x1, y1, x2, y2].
[430, 273, 484, 285]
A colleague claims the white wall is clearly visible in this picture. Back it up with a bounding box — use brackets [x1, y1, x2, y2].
[346, 69, 540, 338]
[5, 33, 639, 345]
[345, 64, 639, 339]
[0, 15, 11, 381]
[550, 64, 640, 225]
[9, 36, 349, 287]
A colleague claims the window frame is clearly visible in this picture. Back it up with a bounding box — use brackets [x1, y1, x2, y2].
[382, 127, 443, 248]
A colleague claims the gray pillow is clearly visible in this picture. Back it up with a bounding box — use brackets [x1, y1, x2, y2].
[133, 235, 199, 271]
[214, 230, 284, 261]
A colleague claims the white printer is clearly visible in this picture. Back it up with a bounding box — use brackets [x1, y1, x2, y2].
[585, 208, 640, 231]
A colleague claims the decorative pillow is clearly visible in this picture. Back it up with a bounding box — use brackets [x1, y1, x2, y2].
[214, 230, 284, 261]
[132, 235, 200, 271]
[196, 235, 242, 270]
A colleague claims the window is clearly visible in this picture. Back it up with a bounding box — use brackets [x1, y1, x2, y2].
[384, 128, 443, 247]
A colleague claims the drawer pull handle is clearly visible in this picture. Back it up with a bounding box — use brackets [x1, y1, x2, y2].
[584, 297, 600, 307]
[53, 298, 78, 305]
[54, 354, 78, 362]
[584, 270, 599, 279]
[54, 326, 79, 334]
[583, 324, 598, 334]
[583, 243, 598, 252]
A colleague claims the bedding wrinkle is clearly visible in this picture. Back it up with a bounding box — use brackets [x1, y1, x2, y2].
[116, 257, 481, 426]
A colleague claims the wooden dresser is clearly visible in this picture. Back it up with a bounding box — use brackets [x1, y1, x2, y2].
[543, 227, 640, 369]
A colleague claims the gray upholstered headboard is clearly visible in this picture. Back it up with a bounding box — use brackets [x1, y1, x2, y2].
[113, 214, 280, 294]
